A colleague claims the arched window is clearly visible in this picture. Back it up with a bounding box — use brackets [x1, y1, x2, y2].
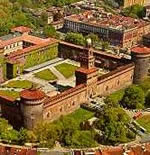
[47, 112, 50, 118]
[106, 86, 109, 91]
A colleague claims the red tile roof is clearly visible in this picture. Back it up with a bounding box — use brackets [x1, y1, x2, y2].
[11, 26, 32, 33]
[76, 67, 98, 74]
[131, 46, 150, 55]
[20, 89, 45, 100]
[101, 147, 123, 155]
[0, 33, 55, 49]
[7, 38, 58, 60]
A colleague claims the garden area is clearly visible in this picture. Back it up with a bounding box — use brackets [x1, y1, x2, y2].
[137, 115, 150, 133]
[4, 80, 33, 89]
[34, 69, 57, 81]
[0, 80, 35, 99]
[55, 63, 78, 78]
[0, 90, 19, 99]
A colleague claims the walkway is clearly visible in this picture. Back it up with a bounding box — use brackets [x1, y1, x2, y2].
[24, 58, 64, 72]
[50, 66, 66, 80]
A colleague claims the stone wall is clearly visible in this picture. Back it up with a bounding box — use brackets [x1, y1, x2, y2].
[43, 84, 87, 121]
[0, 97, 23, 129]
[97, 63, 134, 96]
[43, 64, 134, 122]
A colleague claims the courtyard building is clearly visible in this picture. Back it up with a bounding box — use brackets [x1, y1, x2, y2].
[64, 11, 150, 48]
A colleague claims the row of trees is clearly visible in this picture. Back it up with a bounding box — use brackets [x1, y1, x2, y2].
[107, 78, 150, 110]
[122, 4, 146, 19]
[65, 32, 110, 50]
[33, 116, 98, 148]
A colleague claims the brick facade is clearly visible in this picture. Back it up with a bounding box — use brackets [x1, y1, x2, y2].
[0, 41, 149, 129]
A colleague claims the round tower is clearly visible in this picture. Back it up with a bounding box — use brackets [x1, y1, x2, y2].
[131, 46, 150, 84]
[20, 88, 45, 129]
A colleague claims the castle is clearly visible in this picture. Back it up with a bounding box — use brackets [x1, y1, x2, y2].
[0, 26, 150, 129]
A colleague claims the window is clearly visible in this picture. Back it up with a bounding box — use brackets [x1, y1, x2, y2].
[106, 86, 109, 91]
[47, 112, 50, 118]
[60, 107, 63, 112]
[117, 80, 120, 85]
[72, 101, 75, 106]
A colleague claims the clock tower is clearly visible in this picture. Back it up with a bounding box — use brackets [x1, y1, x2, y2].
[75, 38, 98, 98]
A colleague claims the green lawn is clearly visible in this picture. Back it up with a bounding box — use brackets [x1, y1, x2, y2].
[137, 115, 150, 133]
[34, 69, 57, 81]
[4, 80, 33, 89]
[0, 90, 20, 99]
[54, 108, 94, 128]
[55, 63, 78, 78]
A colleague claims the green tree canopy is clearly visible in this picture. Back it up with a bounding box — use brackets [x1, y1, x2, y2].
[86, 33, 99, 46]
[120, 85, 145, 109]
[43, 25, 57, 38]
[122, 4, 146, 19]
[95, 105, 134, 145]
[65, 32, 86, 46]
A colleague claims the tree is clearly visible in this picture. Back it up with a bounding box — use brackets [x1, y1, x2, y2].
[145, 91, 150, 108]
[33, 122, 60, 148]
[0, 118, 19, 144]
[65, 32, 86, 46]
[43, 25, 59, 39]
[86, 33, 99, 47]
[122, 4, 146, 19]
[120, 85, 145, 109]
[104, 96, 120, 107]
[95, 106, 134, 145]
[101, 41, 109, 51]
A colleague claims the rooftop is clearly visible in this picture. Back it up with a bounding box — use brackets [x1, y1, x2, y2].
[11, 26, 32, 34]
[65, 10, 149, 32]
[6, 38, 58, 60]
[76, 67, 98, 74]
[0, 32, 21, 41]
[131, 46, 150, 55]
[20, 89, 45, 100]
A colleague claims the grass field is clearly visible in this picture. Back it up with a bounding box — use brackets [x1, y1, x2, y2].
[137, 115, 150, 133]
[4, 80, 33, 89]
[54, 108, 94, 128]
[34, 69, 57, 81]
[0, 90, 20, 99]
[55, 63, 78, 78]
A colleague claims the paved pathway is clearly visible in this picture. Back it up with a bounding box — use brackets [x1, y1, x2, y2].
[0, 87, 23, 92]
[50, 66, 66, 80]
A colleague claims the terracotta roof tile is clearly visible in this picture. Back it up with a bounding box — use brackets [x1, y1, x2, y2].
[76, 67, 98, 74]
[101, 147, 123, 155]
[7, 38, 58, 60]
[11, 26, 32, 33]
[131, 46, 150, 55]
[20, 89, 45, 100]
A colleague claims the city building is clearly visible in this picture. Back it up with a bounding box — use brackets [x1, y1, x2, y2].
[0, 26, 58, 82]
[64, 11, 150, 48]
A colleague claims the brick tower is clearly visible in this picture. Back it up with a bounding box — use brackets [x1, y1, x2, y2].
[131, 46, 150, 84]
[75, 38, 98, 98]
[20, 88, 45, 129]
